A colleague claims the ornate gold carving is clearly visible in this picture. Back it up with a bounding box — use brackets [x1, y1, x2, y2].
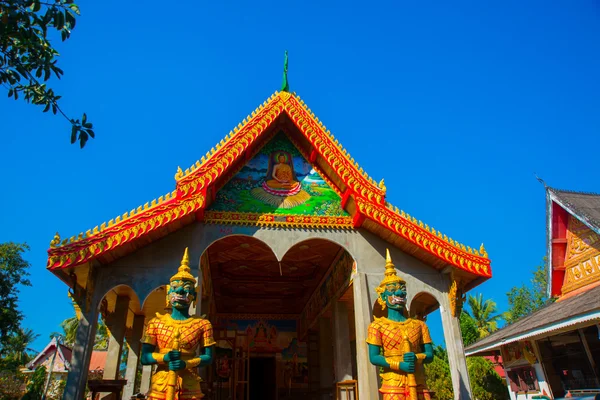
[562, 216, 600, 294]
[204, 211, 352, 229]
[356, 197, 491, 277]
[448, 274, 464, 318]
[47, 193, 205, 270]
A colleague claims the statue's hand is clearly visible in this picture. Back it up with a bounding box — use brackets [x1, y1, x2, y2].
[164, 350, 180, 363]
[168, 359, 187, 371]
[400, 352, 416, 373]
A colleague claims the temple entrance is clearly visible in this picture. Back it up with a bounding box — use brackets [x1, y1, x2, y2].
[200, 235, 357, 400]
[250, 357, 277, 400]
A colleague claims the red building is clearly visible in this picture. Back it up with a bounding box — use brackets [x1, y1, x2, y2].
[466, 186, 600, 400]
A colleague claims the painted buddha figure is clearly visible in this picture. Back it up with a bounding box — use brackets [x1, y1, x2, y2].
[251, 150, 310, 208]
[366, 249, 434, 400]
[141, 248, 216, 400]
[263, 153, 301, 194]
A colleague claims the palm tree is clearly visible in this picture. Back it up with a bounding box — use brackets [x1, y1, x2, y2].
[7, 327, 39, 364]
[465, 293, 503, 338]
[57, 301, 109, 349]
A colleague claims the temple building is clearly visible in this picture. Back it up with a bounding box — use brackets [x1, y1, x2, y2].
[47, 77, 492, 400]
[466, 186, 600, 400]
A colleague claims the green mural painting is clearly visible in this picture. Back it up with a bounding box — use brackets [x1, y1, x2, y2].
[209, 132, 349, 216]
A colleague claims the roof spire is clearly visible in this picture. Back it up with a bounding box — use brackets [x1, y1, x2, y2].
[281, 50, 289, 92]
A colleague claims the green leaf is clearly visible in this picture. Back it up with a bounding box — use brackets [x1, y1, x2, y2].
[79, 131, 88, 148]
[69, 4, 81, 15]
[82, 113, 87, 124]
[71, 125, 78, 144]
[33, 0, 41, 12]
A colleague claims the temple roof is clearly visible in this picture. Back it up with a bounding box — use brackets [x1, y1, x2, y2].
[548, 187, 600, 234]
[465, 284, 600, 356]
[47, 91, 492, 280]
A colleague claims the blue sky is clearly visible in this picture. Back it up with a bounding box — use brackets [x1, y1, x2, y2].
[1, 0, 600, 351]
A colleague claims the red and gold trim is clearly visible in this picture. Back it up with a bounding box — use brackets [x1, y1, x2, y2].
[47, 193, 205, 270]
[47, 91, 491, 278]
[356, 197, 491, 277]
[204, 211, 353, 229]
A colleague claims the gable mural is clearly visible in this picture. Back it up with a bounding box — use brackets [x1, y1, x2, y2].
[208, 133, 349, 219]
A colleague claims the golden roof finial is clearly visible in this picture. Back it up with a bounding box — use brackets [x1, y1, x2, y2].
[50, 232, 61, 248]
[170, 247, 195, 283]
[480, 243, 488, 258]
[378, 178, 387, 193]
[175, 166, 184, 181]
[376, 249, 405, 293]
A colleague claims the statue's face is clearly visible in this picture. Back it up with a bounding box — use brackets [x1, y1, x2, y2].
[381, 282, 407, 311]
[278, 155, 285, 163]
[168, 279, 196, 310]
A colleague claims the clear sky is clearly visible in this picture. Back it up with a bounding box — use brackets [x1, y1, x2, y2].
[1, 0, 600, 352]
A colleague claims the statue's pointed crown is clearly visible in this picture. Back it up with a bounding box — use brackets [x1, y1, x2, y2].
[170, 247, 196, 283]
[378, 249, 405, 288]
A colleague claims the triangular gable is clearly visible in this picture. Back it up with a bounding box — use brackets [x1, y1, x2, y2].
[205, 131, 352, 227]
[26, 338, 70, 372]
[547, 187, 600, 297]
[47, 91, 491, 279]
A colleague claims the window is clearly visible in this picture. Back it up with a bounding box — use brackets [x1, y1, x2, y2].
[507, 367, 539, 393]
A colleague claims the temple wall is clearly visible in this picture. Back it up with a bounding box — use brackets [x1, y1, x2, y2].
[88, 221, 457, 400]
[91, 222, 449, 310]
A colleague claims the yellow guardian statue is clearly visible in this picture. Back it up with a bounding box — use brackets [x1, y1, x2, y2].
[140, 248, 216, 400]
[366, 250, 434, 400]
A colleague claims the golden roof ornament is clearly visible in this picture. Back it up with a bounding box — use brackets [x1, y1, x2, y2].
[378, 178, 387, 193]
[170, 247, 196, 283]
[479, 243, 488, 258]
[175, 166, 184, 181]
[377, 249, 405, 292]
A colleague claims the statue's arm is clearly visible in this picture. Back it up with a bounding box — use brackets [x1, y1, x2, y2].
[141, 343, 162, 365]
[368, 343, 390, 368]
[199, 345, 214, 365]
[422, 343, 434, 364]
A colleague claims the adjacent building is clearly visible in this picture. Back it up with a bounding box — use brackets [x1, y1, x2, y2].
[466, 186, 600, 399]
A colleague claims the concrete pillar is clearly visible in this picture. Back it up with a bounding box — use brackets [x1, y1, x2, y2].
[122, 314, 145, 399]
[140, 365, 152, 395]
[440, 302, 472, 400]
[103, 295, 130, 381]
[352, 272, 381, 400]
[318, 317, 334, 400]
[63, 300, 99, 400]
[332, 301, 353, 382]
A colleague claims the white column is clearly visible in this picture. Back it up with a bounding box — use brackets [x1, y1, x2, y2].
[63, 302, 99, 400]
[352, 272, 381, 400]
[332, 301, 353, 382]
[122, 314, 145, 399]
[440, 301, 472, 399]
[139, 365, 153, 395]
[103, 296, 130, 380]
[318, 317, 334, 400]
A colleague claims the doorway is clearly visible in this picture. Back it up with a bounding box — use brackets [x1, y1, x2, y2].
[249, 357, 276, 400]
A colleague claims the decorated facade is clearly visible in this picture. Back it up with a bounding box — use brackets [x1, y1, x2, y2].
[47, 61, 492, 400]
[466, 186, 600, 400]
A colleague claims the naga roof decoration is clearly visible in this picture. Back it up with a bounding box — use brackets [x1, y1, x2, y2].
[47, 91, 491, 278]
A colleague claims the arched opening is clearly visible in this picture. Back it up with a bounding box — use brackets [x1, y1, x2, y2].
[201, 236, 357, 400]
[410, 291, 440, 321]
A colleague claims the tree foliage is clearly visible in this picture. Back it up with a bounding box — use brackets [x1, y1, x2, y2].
[460, 311, 479, 347]
[51, 300, 109, 349]
[0, 242, 32, 352]
[0, 0, 94, 147]
[467, 357, 509, 400]
[465, 293, 503, 338]
[22, 365, 47, 400]
[0, 370, 26, 400]
[504, 258, 552, 324]
[424, 345, 454, 400]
